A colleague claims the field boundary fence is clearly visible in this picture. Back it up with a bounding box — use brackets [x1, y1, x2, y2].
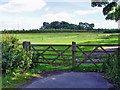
[19, 41, 120, 68]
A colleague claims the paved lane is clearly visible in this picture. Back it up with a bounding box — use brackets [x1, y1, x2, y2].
[25, 72, 114, 88]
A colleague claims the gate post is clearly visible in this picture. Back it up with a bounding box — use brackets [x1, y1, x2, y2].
[72, 41, 76, 68]
[23, 41, 31, 51]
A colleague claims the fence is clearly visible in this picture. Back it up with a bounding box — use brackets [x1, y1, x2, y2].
[21, 41, 119, 68]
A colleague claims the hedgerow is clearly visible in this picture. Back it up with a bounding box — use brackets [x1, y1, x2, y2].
[102, 52, 120, 89]
[1, 29, 120, 34]
[2, 35, 33, 76]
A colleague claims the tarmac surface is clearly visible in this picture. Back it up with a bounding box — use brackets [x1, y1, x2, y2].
[24, 72, 114, 88]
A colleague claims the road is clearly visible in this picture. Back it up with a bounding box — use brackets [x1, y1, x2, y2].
[23, 72, 114, 88]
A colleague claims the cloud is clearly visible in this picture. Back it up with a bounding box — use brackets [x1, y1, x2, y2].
[44, 0, 89, 2]
[42, 12, 73, 22]
[74, 6, 103, 15]
[45, 8, 49, 11]
[74, 9, 98, 15]
[0, 0, 46, 13]
[94, 21, 118, 29]
[118, 20, 120, 29]
[0, 12, 74, 30]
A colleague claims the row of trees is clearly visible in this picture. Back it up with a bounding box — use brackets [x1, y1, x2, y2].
[40, 21, 95, 30]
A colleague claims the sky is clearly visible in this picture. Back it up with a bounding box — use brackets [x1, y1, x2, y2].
[0, 0, 119, 30]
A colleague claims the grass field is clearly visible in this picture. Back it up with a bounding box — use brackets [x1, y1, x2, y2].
[10, 32, 119, 63]
[6, 32, 118, 44]
[4, 32, 118, 68]
[4, 32, 119, 66]
[2, 32, 119, 88]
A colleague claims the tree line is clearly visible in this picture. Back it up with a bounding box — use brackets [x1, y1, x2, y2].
[1, 28, 120, 34]
[1, 21, 119, 34]
[40, 21, 95, 30]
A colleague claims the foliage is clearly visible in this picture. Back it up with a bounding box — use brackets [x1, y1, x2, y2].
[94, 28, 120, 33]
[91, 0, 120, 21]
[1, 28, 120, 34]
[41, 21, 94, 30]
[102, 54, 120, 89]
[2, 35, 33, 75]
[91, 2, 108, 7]
[103, 2, 120, 21]
[1, 29, 88, 34]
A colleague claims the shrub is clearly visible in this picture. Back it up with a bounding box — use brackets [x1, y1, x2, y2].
[102, 53, 120, 89]
[2, 35, 33, 75]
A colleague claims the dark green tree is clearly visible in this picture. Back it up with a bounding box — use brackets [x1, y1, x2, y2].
[91, 0, 120, 21]
[50, 21, 61, 29]
[60, 21, 69, 29]
[43, 22, 49, 29]
[89, 23, 95, 30]
[79, 22, 85, 30]
[41, 21, 94, 30]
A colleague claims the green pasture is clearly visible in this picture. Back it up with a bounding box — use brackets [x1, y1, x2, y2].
[11, 32, 119, 64]
[2, 32, 119, 64]
[6, 32, 118, 44]
[2, 32, 119, 88]
[3, 32, 118, 66]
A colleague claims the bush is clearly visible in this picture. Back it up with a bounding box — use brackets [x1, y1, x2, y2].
[102, 54, 120, 89]
[2, 35, 33, 75]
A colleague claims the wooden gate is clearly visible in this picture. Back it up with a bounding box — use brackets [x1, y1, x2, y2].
[75, 44, 116, 68]
[22, 41, 118, 68]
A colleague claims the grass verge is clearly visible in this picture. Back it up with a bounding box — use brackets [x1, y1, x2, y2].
[2, 63, 103, 88]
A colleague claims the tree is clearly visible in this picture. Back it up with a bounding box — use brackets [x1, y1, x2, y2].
[60, 21, 69, 29]
[50, 21, 61, 29]
[89, 23, 95, 30]
[41, 21, 95, 30]
[79, 22, 85, 30]
[91, 0, 120, 21]
[43, 22, 49, 29]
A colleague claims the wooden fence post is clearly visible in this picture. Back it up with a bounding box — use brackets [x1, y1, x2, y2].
[23, 41, 31, 51]
[72, 41, 76, 68]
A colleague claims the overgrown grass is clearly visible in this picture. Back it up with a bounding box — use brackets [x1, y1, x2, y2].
[2, 73, 32, 88]
[101, 54, 120, 89]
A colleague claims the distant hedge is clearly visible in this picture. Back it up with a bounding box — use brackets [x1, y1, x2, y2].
[1, 29, 120, 34]
[94, 29, 120, 33]
[103, 29, 120, 33]
[1, 29, 88, 34]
